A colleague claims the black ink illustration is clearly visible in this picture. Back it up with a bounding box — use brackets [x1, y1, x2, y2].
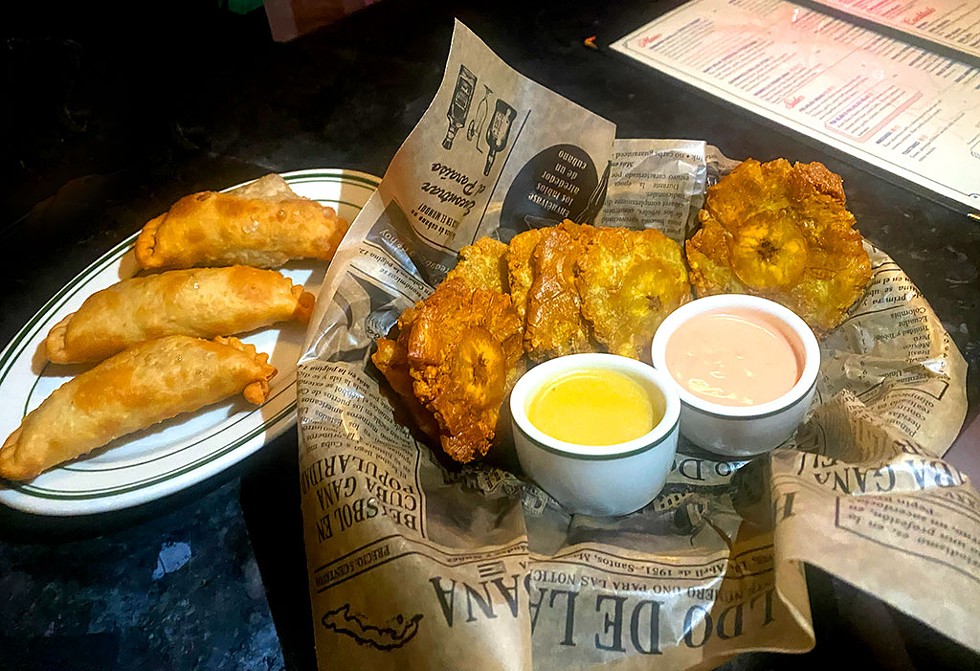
[443, 65, 477, 150]
[484, 98, 517, 175]
[467, 84, 493, 152]
[575, 160, 610, 223]
[321, 604, 424, 651]
[497, 144, 600, 243]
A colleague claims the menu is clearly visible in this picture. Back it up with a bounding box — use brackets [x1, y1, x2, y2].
[809, 0, 980, 59]
[609, 0, 980, 211]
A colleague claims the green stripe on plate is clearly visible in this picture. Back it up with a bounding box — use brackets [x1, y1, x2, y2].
[13, 404, 296, 499]
[0, 235, 135, 377]
[59, 377, 295, 472]
[0, 170, 377, 505]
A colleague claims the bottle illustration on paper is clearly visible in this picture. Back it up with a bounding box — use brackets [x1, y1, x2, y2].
[484, 99, 517, 175]
[467, 84, 493, 152]
[443, 65, 477, 150]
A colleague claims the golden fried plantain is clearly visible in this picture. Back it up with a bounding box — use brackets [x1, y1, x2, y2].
[522, 221, 597, 361]
[506, 227, 547, 325]
[376, 220, 696, 463]
[444, 237, 510, 294]
[372, 335, 441, 442]
[686, 158, 871, 332]
[578, 227, 691, 360]
[375, 277, 524, 463]
[730, 213, 808, 289]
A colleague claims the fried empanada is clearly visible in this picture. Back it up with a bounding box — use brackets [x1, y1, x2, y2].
[46, 266, 315, 364]
[135, 174, 349, 270]
[0, 335, 276, 481]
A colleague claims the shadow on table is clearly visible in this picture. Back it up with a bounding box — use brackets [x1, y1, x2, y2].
[0, 458, 248, 544]
[240, 430, 318, 671]
[0, 438, 289, 671]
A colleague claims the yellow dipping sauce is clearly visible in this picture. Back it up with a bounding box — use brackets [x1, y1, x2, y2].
[527, 368, 660, 446]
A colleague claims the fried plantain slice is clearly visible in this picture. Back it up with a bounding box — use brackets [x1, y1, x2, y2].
[444, 237, 510, 294]
[578, 227, 692, 360]
[686, 158, 871, 332]
[372, 335, 441, 442]
[401, 277, 524, 463]
[523, 221, 597, 361]
[730, 212, 808, 289]
[506, 227, 547, 325]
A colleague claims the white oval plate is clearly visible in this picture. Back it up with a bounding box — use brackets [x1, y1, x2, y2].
[0, 168, 381, 516]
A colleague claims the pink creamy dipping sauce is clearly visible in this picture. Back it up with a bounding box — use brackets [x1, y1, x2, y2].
[663, 310, 804, 407]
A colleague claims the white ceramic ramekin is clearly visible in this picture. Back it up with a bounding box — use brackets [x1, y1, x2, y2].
[650, 294, 820, 457]
[510, 353, 680, 517]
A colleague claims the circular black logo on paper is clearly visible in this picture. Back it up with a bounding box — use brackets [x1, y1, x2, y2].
[498, 144, 602, 243]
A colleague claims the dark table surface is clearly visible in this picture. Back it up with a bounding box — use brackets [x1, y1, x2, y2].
[1, 1, 978, 669]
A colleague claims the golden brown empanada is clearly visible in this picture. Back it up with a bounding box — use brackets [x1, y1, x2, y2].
[45, 266, 315, 364]
[0, 335, 277, 481]
[134, 174, 349, 269]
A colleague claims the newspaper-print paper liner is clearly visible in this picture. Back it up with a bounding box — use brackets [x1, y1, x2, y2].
[296, 20, 974, 670]
[769, 243, 975, 651]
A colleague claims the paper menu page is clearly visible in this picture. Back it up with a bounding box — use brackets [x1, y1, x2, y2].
[808, 0, 980, 60]
[609, 0, 980, 210]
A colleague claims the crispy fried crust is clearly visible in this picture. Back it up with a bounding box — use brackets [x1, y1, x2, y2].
[135, 187, 349, 270]
[445, 237, 510, 294]
[372, 277, 524, 463]
[0, 335, 276, 481]
[578, 227, 691, 360]
[372, 336, 442, 442]
[686, 158, 871, 332]
[506, 227, 547, 325]
[523, 222, 597, 361]
[45, 266, 314, 364]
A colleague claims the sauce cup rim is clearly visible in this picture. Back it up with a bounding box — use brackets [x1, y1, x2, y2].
[650, 295, 820, 418]
[509, 353, 681, 459]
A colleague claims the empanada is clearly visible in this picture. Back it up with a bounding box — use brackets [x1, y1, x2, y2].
[134, 174, 349, 269]
[0, 335, 277, 481]
[46, 266, 315, 364]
